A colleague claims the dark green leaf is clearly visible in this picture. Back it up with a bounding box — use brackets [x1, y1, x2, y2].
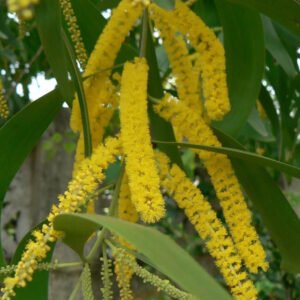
[214, 128, 300, 273]
[226, 0, 300, 37]
[54, 214, 232, 300]
[0, 90, 63, 266]
[214, 0, 265, 136]
[262, 17, 297, 78]
[12, 222, 55, 299]
[153, 140, 300, 179]
[36, 0, 73, 102]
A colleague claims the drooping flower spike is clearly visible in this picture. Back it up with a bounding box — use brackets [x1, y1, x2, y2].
[168, 0, 231, 121]
[156, 151, 258, 300]
[120, 58, 165, 223]
[149, 3, 202, 113]
[155, 95, 268, 274]
[70, 0, 147, 171]
[1, 137, 121, 299]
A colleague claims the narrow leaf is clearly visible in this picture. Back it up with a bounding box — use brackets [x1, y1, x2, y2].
[226, 0, 300, 37]
[214, 0, 265, 136]
[54, 214, 232, 300]
[153, 140, 300, 179]
[0, 90, 63, 266]
[262, 16, 297, 78]
[36, 0, 73, 102]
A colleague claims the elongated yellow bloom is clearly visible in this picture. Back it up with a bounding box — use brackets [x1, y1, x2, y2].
[155, 95, 268, 273]
[156, 152, 258, 300]
[118, 173, 139, 223]
[149, 4, 202, 113]
[59, 0, 88, 69]
[70, 0, 146, 133]
[120, 58, 165, 223]
[0, 83, 9, 120]
[1, 137, 121, 300]
[169, 0, 230, 121]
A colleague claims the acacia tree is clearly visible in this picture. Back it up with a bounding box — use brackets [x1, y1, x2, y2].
[0, 0, 300, 299]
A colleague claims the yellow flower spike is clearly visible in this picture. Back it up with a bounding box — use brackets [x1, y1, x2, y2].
[155, 95, 268, 274]
[0, 82, 9, 120]
[149, 3, 202, 113]
[169, 0, 231, 121]
[114, 173, 138, 300]
[155, 152, 258, 300]
[70, 0, 146, 133]
[120, 58, 165, 223]
[1, 137, 121, 299]
[118, 173, 139, 223]
[59, 0, 88, 69]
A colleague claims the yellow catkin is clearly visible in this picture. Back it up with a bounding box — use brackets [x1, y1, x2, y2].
[149, 4, 202, 113]
[1, 137, 121, 300]
[59, 0, 88, 69]
[114, 173, 138, 299]
[70, 0, 146, 133]
[120, 58, 165, 223]
[169, 0, 230, 121]
[155, 152, 258, 300]
[7, 0, 39, 20]
[155, 95, 268, 273]
[0, 83, 9, 120]
[70, 0, 146, 175]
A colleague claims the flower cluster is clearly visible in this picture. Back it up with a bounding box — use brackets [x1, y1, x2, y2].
[156, 152, 258, 299]
[7, 0, 39, 20]
[120, 58, 165, 223]
[150, 4, 202, 113]
[155, 95, 268, 274]
[70, 0, 146, 169]
[1, 137, 121, 299]
[59, 0, 88, 69]
[169, 0, 230, 120]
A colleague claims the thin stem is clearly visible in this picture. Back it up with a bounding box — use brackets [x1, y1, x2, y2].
[85, 163, 125, 262]
[68, 273, 83, 300]
[148, 95, 161, 104]
[62, 29, 92, 157]
[140, 9, 149, 58]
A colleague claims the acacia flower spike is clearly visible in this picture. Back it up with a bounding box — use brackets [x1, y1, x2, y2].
[155, 95, 268, 274]
[120, 58, 165, 223]
[1, 137, 121, 300]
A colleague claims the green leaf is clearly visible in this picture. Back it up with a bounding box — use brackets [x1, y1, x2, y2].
[54, 214, 232, 300]
[214, 0, 265, 136]
[36, 0, 73, 102]
[247, 108, 269, 137]
[0, 90, 63, 266]
[214, 128, 300, 273]
[226, 0, 300, 37]
[153, 140, 300, 179]
[153, 0, 175, 10]
[11, 222, 55, 299]
[259, 85, 280, 138]
[262, 17, 297, 78]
